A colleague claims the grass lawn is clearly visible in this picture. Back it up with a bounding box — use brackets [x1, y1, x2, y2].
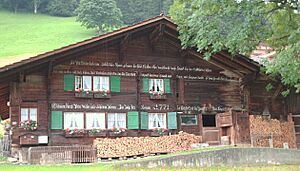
[1, 163, 300, 171]
[0, 10, 95, 67]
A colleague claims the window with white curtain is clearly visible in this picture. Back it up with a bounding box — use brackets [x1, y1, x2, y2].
[148, 113, 166, 129]
[20, 108, 37, 122]
[107, 113, 126, 129]
[86, 113, 105, 129]
[64, 112, 84, 129]
[82, 76, 92, 91]
[75, 76, 83, 91]
[93, 76, 109, 92]
[149, 79, 164, 93]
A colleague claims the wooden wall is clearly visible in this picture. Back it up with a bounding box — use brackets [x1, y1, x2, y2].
[7, 27, 287, 147]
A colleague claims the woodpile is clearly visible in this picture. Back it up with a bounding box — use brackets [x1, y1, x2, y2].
[94, 132, 202, 158]
[249, 115, 296, 148]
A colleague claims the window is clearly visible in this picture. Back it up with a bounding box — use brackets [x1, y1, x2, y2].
[75, 76, 82, 91]
[93, 76, 109, 92]
[74, 75, 110, 92]
[82, 76, 92, 91]
[181, 115, 198, 125]
[149, 113, 166, 129]
[64, 112, 84, 129]
[20, 108, 37, 122]
[107, 113, 126, 129]
[149, 79, 164, 93]
[86, 113, 105, 129]
[202, 114, 216, 127]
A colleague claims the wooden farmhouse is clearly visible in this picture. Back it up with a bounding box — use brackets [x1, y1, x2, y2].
[0, 16, 299, 155]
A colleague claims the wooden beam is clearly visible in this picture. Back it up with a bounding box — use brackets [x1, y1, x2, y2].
[219, 51, 259, 72]
[214, 53, 253, 74]
[119, 33, 130, 62]
[272, 84, 283, 100]
[187, 50, 244, 77]
[149, 24, 165, 51]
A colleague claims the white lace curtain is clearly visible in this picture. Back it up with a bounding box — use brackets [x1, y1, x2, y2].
[64, 112, 84, 129]
[107, 113, 126, 128]
[93, 76, 109, 91]
[86, 113, 105, 129]
[149, 79, 164, 92]
[149, 113, 166, 129]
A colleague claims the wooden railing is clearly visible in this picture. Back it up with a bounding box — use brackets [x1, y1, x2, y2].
[28, 146, 97, 164]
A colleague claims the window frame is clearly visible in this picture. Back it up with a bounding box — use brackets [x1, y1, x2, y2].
[74, 75, 110, 92]
[63, 112, 85, 130]
[149, 78, 164, 93]
[75, 75, 83, 91]
[93, 76, 110, 92]
[85, 112, 106, 129]
[148, 113, 167, 129]
[180, 114, 198, 126]
[20, 107, 38, 122]
[107, 113, 127, 129]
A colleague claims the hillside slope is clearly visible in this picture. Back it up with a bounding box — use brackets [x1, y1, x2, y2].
[0, 11, 95, 67]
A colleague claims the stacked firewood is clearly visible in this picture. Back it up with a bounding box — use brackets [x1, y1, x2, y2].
[94, 132, 202, 158]
[249, 115, 296, 148]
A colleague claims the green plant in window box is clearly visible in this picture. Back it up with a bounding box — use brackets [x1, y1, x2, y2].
[75, 88, 93, 98]
[151, 128, 168, 136]
[149, 90, 166, 99]
[64, 128, 85, 137]
[19, 120, 37, 131]
[94, 89, 111, 98]
[111, 127, 126, 134]
[88, 128, 107, 137]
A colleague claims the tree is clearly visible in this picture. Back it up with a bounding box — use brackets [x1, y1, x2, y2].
[116, 0, 174, 25]
[32, 0, 41, 14]
[76, 0, 123, 34]
[46, 0, 78, 17]
[170, 0, 300, 94]
[1, 0, 29, 13]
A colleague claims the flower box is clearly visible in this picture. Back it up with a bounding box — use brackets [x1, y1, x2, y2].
[75, 92, 93, 98]
[150, 94, 167, 100]
[19, 120, 37, 131]
[88, 132, 107, 137]
[94, 93, 111, 99]
[87, 129, 107, 137]
[64, 128, 85, 138]
[150, 128, 168, 137]
[108, 131, 128, 137]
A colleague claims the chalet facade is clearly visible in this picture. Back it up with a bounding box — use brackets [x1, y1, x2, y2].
[0, 16, 297, 154]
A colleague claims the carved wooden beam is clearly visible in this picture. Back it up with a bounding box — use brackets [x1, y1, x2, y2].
[187, 50, 244, 77]
[214, 53, 253, 74]
[119, 33, 130, 62]
[148, 24, 165, 51]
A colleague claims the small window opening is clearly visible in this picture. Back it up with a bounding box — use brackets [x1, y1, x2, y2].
[202, 114, 216, 127]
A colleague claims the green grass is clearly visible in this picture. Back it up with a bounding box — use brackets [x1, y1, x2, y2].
[1, 163, 300, 171]
[0, 10, 95, 67]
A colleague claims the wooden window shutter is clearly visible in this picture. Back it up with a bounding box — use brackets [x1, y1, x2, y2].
[110, 76, 121, 92]
[143, 78, 149, 93]
[51, 111, 63, 130]
[64, 74, 75, 91]
[164, 79, 171, 93]
[140, 112, 149, 129]
[167, 112, 177, 129]
[127, 111, 139, 129]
